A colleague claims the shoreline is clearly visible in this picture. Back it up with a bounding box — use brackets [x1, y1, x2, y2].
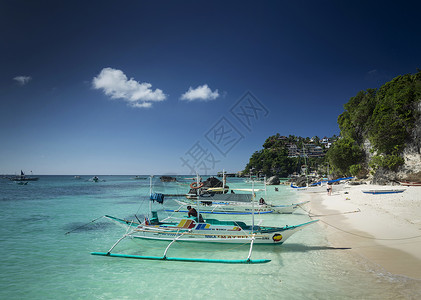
[300, 184, 421, 280]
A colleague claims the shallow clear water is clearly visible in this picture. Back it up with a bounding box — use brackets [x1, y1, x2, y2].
[0, 176, 419, 299]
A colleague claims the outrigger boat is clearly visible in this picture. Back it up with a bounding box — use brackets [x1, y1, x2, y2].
[169, 193, 308, 215]
[181, 173, 307, 215]
[91, 176, 318, 264]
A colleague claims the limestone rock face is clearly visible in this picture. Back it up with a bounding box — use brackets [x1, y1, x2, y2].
[202, 177, 224, 188]
[364, 100, 421, 184]
[160, 176, 177, 182]
[294, 176, 308, 187]
[266, 175, 280, 185]
[401, 100, 421, 174]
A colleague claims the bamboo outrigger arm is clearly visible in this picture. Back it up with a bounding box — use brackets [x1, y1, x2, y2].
[91, 229, 270, 264]
[162, 229, 188, 259]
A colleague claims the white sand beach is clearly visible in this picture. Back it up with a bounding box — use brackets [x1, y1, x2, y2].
[300, 184, 421, 280]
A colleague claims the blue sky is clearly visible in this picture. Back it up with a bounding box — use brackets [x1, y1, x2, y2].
[1, 0, 420, 175]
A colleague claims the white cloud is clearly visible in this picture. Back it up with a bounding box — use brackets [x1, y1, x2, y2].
[14, 76, 32, 85]
[180, 84, 219, 101]
[92, 67, 166, 108]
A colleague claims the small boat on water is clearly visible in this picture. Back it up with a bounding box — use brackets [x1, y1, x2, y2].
[90, 176, 105, 182]
[362, 189, 406, 194]
[133, 176, 147, 180]
[171, 193, 308, 215]
[9, 170, 39, 181]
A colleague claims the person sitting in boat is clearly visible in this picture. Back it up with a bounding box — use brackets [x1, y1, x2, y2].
[259, 198, 266, 205]
[187, 206, 198, 218]
[187, 206, 204, 222]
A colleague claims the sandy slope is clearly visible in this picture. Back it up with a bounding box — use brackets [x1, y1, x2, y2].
[300, 184, 421, 280]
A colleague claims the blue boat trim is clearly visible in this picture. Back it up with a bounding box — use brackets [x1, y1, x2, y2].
[362, 190, 405, 194]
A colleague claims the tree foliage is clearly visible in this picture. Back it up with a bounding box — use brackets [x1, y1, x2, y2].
[326, 137, 364, 176]
[243, 72, 420, 177]
[330, 70, 421, 173]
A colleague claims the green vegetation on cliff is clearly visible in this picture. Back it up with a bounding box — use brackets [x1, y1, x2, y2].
[243, 71, 421, 179]
[328, 70, 421, 176]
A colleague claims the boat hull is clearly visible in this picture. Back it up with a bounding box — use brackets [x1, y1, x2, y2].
[130, 226, 298, 244]
[362, 189, 405, 194]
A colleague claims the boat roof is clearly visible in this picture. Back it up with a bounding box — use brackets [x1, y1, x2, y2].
[198, 193, 253, 203]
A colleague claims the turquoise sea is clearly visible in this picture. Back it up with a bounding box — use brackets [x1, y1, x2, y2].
[1, 176, 420, 299]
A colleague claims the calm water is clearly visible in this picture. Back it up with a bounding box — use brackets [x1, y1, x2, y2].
[0, 176, 419, 299]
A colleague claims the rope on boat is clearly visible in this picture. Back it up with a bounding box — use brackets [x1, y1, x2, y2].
[64, 216, 105, 235]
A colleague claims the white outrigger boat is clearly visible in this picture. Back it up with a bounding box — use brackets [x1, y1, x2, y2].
[101, 212, 317, 245]
[91, 176, 318, 264]
[92, 211, 317, 264]
[181, 173, 308, 215]
[168, 193, 308, 215]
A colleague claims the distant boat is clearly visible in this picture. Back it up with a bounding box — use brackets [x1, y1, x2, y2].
[74, 176, 82, 179]
[362, 189, 406, 194]
[10, 170, 39, 181]
[133, 176, 147, 180]
[290, 177, 353, 193]
[399, 181, 421, 187]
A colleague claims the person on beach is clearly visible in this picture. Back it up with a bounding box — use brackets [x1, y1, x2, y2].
[327, 183, 332, 196]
